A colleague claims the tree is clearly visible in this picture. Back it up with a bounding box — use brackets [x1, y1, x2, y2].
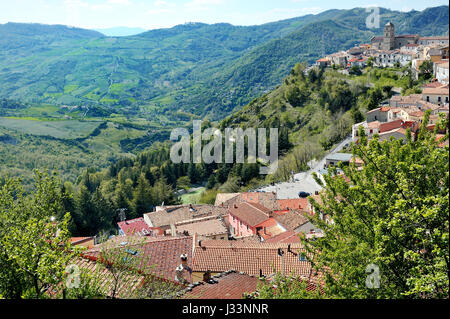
[253, 272, 322, 299]
[176, 176, 191, 190]
[131, 174, 153, 217]
[303, 113, 449, 298]
[366, 87, 384, 110]
[419, 60, 433, 81]
[351, 107, 364, 124]
[0, 171, 75, 299]
[349, 65, 362, 76]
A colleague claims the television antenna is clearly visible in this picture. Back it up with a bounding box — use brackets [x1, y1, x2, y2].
[117, 208, 127, 222]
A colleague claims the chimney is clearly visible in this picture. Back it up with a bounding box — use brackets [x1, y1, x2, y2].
[264, 227, 267, 235]
[170, 224, 177, 237]
[203, 270, 211, 282]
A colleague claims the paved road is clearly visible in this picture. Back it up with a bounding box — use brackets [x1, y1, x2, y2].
[256, 136, 352, 199]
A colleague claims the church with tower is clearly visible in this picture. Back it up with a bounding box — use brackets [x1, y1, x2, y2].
[371, 22, 420, 50]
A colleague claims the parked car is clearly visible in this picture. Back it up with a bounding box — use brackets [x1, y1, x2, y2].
[298, 191, 311, 198]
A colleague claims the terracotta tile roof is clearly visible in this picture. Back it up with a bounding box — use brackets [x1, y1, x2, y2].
[71, 257, 145, 298]
[175, 216, 228, 237]
[145, 205, 227, 228]
[379, 127, 407, 137]
[180, 271, 260, 299]
[274, 211, 309, 231]
[277, 198, 308, 211]
[192, 240, 312, 278]
[264, 230, 301, 244]
[84, 236, 194, 282]
[256, 218, 286, 239]
[214, 193, 240, 206]
[379, 119, 404, 133]
[420, 36, 449, 40]
[367, 121, 380, 129]
[238, 192, 280, 211]
[396, 34, 419, 38]
[229, 202, 271, 227]
[118, 217, 157, 236]
[422, 86, 449, 95]
[408, 110, 425, 117]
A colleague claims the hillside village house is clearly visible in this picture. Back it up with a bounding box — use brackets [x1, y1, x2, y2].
[228, 202, 281, 238]
[118, 217, 164, 237]
[419, 36, 450, 46]
[434, 60, 449, 84]
[143, 204, 227, 234]
[174, 215, 228, 240]
[422, 85, 449, 105]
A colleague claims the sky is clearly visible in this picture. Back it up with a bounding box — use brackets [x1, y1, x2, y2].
[0, 0, 448, 31]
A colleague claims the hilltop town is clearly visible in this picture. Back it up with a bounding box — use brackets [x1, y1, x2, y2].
[64, 22, 450, 300]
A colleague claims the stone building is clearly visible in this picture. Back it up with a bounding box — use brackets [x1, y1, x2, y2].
[371, 22, 419, 50]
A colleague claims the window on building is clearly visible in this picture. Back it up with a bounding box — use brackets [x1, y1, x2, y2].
[427, 96, 430, 102]
[438, 96, 442, 102]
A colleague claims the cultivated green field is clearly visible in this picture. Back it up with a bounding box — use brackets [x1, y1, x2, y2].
[0, 118, 101, 139]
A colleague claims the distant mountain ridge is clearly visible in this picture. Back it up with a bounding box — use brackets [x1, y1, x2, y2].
[0, 6, 448, 121]
[94, 27, 147, 37]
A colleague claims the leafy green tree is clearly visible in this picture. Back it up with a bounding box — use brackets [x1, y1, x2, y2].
[366, 87, 384, 110]
[131, 174, 153, 217]
[0, 171, 75, 299]
[419, 60, 433, 81]
[304, 113, 449, 298]
[253, 272, 322, 299]
[176, 176, 191, 190]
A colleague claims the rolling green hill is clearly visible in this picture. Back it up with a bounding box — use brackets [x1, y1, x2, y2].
[0, 6, 447, 122]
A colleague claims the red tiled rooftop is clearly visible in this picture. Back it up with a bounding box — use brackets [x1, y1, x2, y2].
[277, 198, 308, 211]
[379, 119, 404, 133]
[229, 202, 271, 227]
[84, 235, 194, 281]
[192, 240, 312, 278]
[181, 271, 260, 299]
[264, 230, 301, 244]
[274, 211, 309, 231]
[118, 217, 155, 236]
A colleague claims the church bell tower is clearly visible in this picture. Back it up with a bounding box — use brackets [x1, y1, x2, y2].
[382, 21, 395, 50]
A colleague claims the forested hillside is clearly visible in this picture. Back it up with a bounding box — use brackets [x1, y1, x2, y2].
[0, 6, 447, 121]
[59, 57, 431, 237]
